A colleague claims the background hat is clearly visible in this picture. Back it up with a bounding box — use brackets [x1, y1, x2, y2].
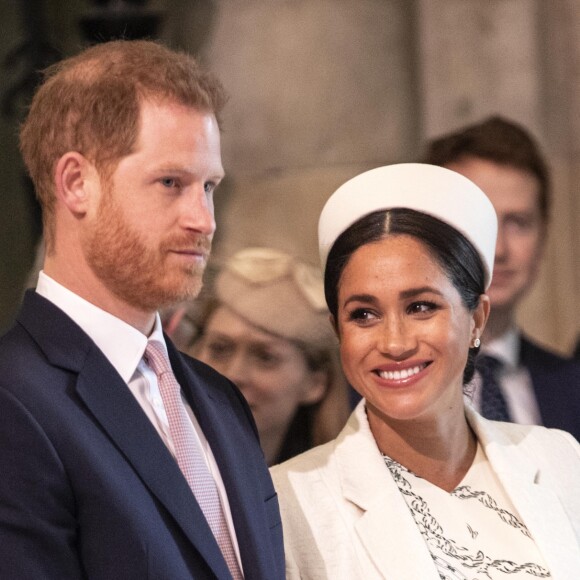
[318, 163, 498, 289]
[215, 247, 336, 349]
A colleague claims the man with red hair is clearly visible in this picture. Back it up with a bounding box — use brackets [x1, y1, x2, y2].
[0, 40, 284, 579]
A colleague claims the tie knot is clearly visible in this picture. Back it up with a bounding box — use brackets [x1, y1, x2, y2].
[144, 341, 171, 376]
[476, 353, 510, 421]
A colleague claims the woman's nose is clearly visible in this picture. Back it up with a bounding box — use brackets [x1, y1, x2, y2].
[376, 317, 417, 359]
[223, 352, 250, 390]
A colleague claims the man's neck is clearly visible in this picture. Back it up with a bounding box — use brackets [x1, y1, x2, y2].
[43, 260, 156, 336]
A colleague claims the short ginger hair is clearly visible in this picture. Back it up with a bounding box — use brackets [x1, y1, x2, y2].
[19, 39, 227, 251]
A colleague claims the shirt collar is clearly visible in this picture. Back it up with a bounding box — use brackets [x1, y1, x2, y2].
[482, 326, 520, 369]
[36, 271, 166, 383]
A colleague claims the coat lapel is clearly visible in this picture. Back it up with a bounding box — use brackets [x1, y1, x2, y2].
[467, 408, 580, 580]
[76, 350, 232, 579]
[335, 405, 441, 579]
[19, 293, 232, 579]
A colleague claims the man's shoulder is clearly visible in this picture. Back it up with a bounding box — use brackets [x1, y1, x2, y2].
[0, 291, 93, 372]
[518, 333, 580, 438]
[520, 334, 580, 374]
[0, 306, 48, 367]
[4, 290, 90, 342]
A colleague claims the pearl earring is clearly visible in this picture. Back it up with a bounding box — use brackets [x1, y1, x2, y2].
[473, 338, 481, 348]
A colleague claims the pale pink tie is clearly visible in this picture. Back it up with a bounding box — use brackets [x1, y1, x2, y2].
[144, 341, 243, 579]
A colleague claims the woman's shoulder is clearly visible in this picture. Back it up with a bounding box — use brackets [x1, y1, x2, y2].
[271, 401, 371, 478]
[270, 401, 393, 512]
[489, 416, 578, 450]
[270, 436, 338, 487]
[470, 408, 580, 474]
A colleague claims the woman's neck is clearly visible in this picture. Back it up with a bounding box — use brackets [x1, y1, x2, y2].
[367, 405, 477, 492]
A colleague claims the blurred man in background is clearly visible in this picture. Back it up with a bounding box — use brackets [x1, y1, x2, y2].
[425, 116, 580, 440]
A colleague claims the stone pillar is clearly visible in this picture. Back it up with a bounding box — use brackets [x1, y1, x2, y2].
[198, 0, 417, 264]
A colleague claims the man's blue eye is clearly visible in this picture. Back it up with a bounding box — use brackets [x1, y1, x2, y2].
[161, 178, 177, 188]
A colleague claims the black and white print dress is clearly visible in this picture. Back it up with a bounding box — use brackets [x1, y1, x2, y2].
[383, 444, 551, 580]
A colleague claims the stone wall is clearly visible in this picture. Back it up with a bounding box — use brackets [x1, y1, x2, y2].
[0, 0, 578, 354]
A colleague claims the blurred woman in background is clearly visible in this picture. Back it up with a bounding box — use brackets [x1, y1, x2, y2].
[191, 247, 350, 465]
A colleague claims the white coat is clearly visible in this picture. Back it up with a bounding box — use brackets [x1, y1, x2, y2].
[271, 401, 580, 579]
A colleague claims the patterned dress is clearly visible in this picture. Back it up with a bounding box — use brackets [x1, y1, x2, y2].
[383, 444, 551, 579]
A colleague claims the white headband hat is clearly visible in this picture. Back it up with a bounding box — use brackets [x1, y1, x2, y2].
[318, 163, 498, 289]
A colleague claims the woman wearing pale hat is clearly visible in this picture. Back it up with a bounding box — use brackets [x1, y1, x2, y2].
[190, 247, 351, 466]
[270, 164, 580, 579]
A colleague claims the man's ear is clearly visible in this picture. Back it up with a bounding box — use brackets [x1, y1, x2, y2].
[54, 152, 97, 216]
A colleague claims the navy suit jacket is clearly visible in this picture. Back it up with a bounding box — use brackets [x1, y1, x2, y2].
[0, 291, 285, 579]
[520, 335, 580, 441]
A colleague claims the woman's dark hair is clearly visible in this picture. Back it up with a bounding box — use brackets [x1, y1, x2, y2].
[324, 208, 485, 384]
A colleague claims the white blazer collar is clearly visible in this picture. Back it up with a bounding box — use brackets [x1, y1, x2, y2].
[334, 402, 441, 579]
[333, 402, 578, 580]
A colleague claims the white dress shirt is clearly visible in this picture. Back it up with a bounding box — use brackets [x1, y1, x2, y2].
[470, 327, 542, 425]
[36, 271, 243, 569]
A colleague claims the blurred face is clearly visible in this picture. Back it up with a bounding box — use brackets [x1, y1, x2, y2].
[335, 235, 487, 434]
[195, 305, 326, 448]
[83, 100, 224, 312]
[446, 157, 545, 314]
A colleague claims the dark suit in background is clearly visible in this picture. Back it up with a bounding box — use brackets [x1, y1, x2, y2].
[521, 335, 580, 441]
[424, 116, 580, 440]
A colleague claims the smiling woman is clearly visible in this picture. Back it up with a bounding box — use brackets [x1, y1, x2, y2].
[270, 163, 580, 579]
[336, 233, 481, 429]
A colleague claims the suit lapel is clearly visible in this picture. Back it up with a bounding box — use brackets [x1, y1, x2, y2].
[335, 405, 441, 579]
[519, 336, 555, 423]
[19, 293, 232, 579]
[467, 408, 580, 580]
[77, 350, 232, 578]
[518, 335, 579, 435]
